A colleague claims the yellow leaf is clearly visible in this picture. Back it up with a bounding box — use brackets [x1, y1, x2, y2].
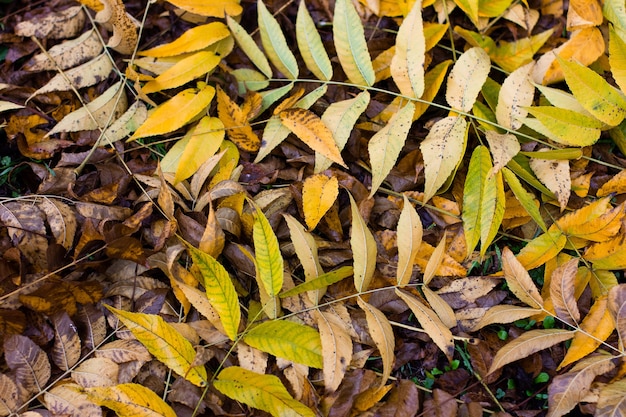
[597, 169, 626, 197]
[462, 146, 491, 257]
[529, 152, 571, 211]
[568, 0, 603, 29]
[414, 241, 467, 276]
[253, 205, 284, 296]
[369, 102, 415, 196]
[423, 286, 457, 329]
[390, 0, 425, 97]
[420, 116, 467, 202]
[516, 229, 567, 270]
[395, 289, 455, 361]
[502, 167, 547, 232]
[302, 174, 339, 231]
[128, 84, 215, 141]
[610, 26, 626, 92]
[87, 383, 176, 417]
[139, 22, 230, 57]
[552, 198, 624, 244]
[216, 86, 260, 152]
[164, 0, 242, 17]
[559, 296, 615, 369]
[496, 62, 535, 130]
[357, 297, 395, 387]
[502, 247, 544, 308]
[423, 234, 446, 285]
[279, 266, 353, 298]
[446, 47, 491, 112]
[396, 195, 423, 287]
[104, 306, 207, 386]
[583, 235, 626, 270]
[174, 116, 224, 183]
[280, 108, 346, 167]
[142, 51, 220, 93]
[315, 310, 353, 393]
[480, 168, 505, 257]
[349, 193, 377, 292]
[214, 367, 315, 417]
[243, 320, 323, 368]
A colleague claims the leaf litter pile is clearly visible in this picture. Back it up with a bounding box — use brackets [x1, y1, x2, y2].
[1, 0, 626, 415]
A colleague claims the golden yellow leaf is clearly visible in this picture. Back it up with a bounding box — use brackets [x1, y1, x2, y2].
[413, 240, 467, 276]
[423, 234, 446, 285]
[128, 83, 215, 141]
[423, 286, 457, 329]
[175, 116, 224, 184]
[567, 0, 603, 29]
[552, 198, 624, 244]
[302, 174, 339, 231]
[597, 170, 626, 197]
[216, 85, 260, 152]
[87, 383, 176, 417]
[583, 235, 626, 270]
[165, 0, 242, 17]
[357, 297, 395, 387]
[139, 22, 230, 57]
[142, 51, 221, 93]
[502, 247, 544, 308]
[280, 108, 346, 167]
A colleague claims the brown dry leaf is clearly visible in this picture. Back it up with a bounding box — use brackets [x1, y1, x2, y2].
[422, 286, 457, 329]
[608, 284, 626, 347]
[315, 310, 353, 393]
[0, 201, 49, 271]
[200, 203, 225, 258]
[4, 335, 51, 394]
[549, 258, 580, 326]
[94, 339, 152, 364]
[216, 86, 260, 152]
[51, 312, 81, 371]
[95, 0, 138, 54]
[357, 297, 395, 387]
[423, 388, 458, 417]
[72, 357, 120, 388]
[502, 247, 544, 308]
[44, 382, 102, 417]
[422, 234, 446, 285]
[470, 305, 543, 331]
[38, 198, 77, 250]
[0, 373, 19, 415]
[354, 384, 394, 413]
[596, 378, 626, 416]
[15, 6, 85, 39]
[396, 194, 422, 287]
[237, 342, 268, 374]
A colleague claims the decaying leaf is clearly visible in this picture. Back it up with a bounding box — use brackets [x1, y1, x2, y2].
[15, 6, 85, 39]
[446, 47, 491, 112]
[529, 152, 571, 211]
[95, 0, 139, 54]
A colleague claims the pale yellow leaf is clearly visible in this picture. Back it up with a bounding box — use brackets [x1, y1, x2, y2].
[496, 62, 535, 130]
[357, 297, 395, 387]
[349, 193, 377, 293]
[33, 53, 113, 96]
[446, 47, 491, 112]
[529, 152, 571, 211]
[0, 101, 23, 113]
[423, 234, 446, 285]
[470, 305, 542, 331]
[502, 247, 543, 308]
[302, 174, 339, 231]
[485, 131, 520, 176]
[315, 310, 353, 393]
[25, 29, 103, 72]
[96, 101, 148, 146]
[390, 0, 425, 97]
[423, 286, 457, 329]
[396, 194, 423, 287]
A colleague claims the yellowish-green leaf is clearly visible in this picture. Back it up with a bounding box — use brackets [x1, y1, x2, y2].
[165, 0, 242, 17]
[253, 206, 283, 297]
[280, 108, 346, 167]
[303, 173, 339, 231]
[357, 297, 395, 387]
[558, 57, 626, 126]
[463, 145, 491, 257]
[395, 289, 455, 361]
[521, 148, 584, 160]
[516, 229, 567, 270]
[349, 193, 377, 293]
[315, 310, 353, 393]
[446, 47, 490, 112]
[421, 116, 467, 202]
[279, 266, 353, 298]
[471, 305, 543, 331]
[259, 82, 294, 114]
[174, 116, 224, 183]
[87, 383, 176, 417]
[506, 157, 555, 197]
[502, 247, 543, 308]
[226, 15, 272, 78]
[529, 152, 571, 211]
[502, 167, 547, 232]
[454, 0, 479, 24]
[369, 101, 415, 197]
[496, 62, 535, 130]
[104, 306, 207, 386]
[296, 0, 332, 81]
[488, 329, 574, 375]
[243, 320, 323, 368]
[390, 0, 425, 97]
[140, 22, 230, 57]
[333, 0, 375, 86]
[610, 25, 626, 92]
[480, 168, 505, 257]
[128, 83, 215, 141]
[316, 90, 370, 172]
[524, 106, 603, 147]
[96, 101, 148, 146]
[257, 0, 298, 79]
[535, 84, 590, 115]
[215, 367, 315, 417]
[187, 245, 240, 341]
[478, 0, 514, 17]
[396, 194, 423, 287]
[142, 51, 221, 93]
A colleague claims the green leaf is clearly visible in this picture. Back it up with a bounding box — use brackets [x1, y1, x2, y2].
[87, 383, 176, 417]
[524, 106, 603, 146]
[187, 245, 240, 341]
[558, 57, 626, 127]
[105, 306, 207, 387]
[259, 82, 294, 114]
[368, 101, 415, 197]
[480, 169, 505, 257]
[502, 167, 547, 232]
[279, 266, 354, 298]
[349, 193, 377, 293]
[253, 205, 284, 297]
[257, 0, 299, 79]
[296, 0, 332, 81]
[215, 367, 315, 417]
[243, 320, 323, 368]
[463, 146, 491, 257]
[333, 0, 375, 86]
[226, 15, 272, 78]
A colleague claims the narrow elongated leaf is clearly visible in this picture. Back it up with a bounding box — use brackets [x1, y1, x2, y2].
[463, 146, 491, 257]
[187, 245, 240, 341]
[96, 100, 148, 146]
[423, 287, 457, 329]
[139, 22, 230, 57]
[357, 297, 395, 387]
[496, 62, 535, 130]
[105, 306, 207, 386]
[253, 206, 284, 297]
[390, 0, 425, 97]
[471, 305, 543, 331]
[296, 0, 332, 81]
[0, 101, 23, 113]
[423, 234, 446, 285]
[608, 285, 626, 346]
[610, 26, 626, 92]
[165, 0, 242, 17]
[257, 0, 298, 79]
[87, 383, 176, 417]
[280, 108, 346, 167]
[284, 214, 324, 303]
[529, 153, 571, 211]
[558, 57, 626, 126]
[502, 167, 547, 232]
[446, 47, 490, 112]
[226, 15, 272, 78]
[243, 320, 323, 368]
[369, 101, 415, 197]
[315, 310, 352, 393]
[549, 258, 580, 326]
[349, 193, 377, 292]
[279, 266, 353, 298]
[142, 51, 221, 93]
[396, 195, 423, 287]
[524, 106, 602, 147]
[316, 90, 370, 172]
[128, 83, 215, 141]
[302, 173, 339, 231]
[502, 247, 543, 308]
[215, 367, 315, 417]
[333, 0, 375, 86]
[421, 116, 467, 202]
[480, 169, 505, 257]
[396, 289, 455, 361]
[488, 329, 574, 375]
